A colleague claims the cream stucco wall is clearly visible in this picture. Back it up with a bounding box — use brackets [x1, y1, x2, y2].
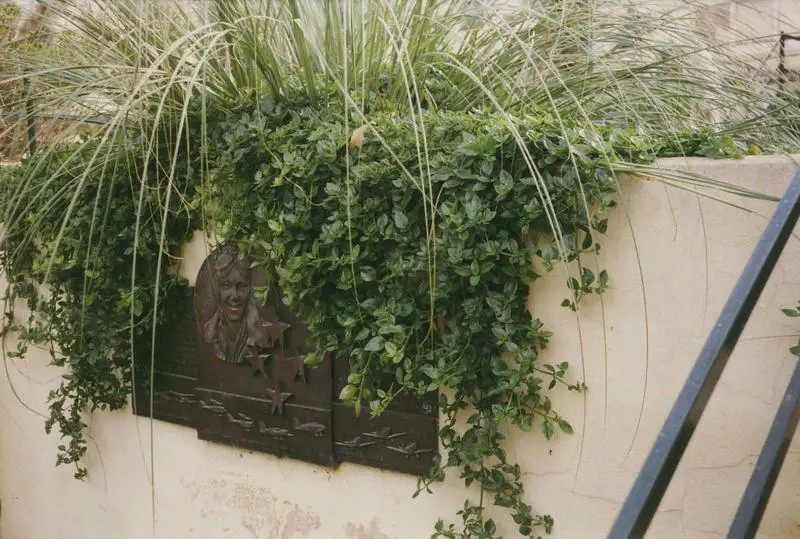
[2, 155, 800, 538]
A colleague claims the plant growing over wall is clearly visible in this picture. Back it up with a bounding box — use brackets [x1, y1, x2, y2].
[203, 94, 623, 536]
[0, 96, 777, 537]
[0, 139, 195, 477]
[0, 0, 795, 536]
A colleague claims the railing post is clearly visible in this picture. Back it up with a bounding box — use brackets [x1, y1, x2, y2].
[779, 32, 787, 93]
[22, 73, 36, 156]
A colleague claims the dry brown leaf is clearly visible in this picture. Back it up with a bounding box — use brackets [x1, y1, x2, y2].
[348, 124, 369, 150]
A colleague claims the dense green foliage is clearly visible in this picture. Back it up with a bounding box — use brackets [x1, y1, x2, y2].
[0, 141, 194, 477]
[1, 0, 798, 536]
[198, 89, 765, 536]
[205, 96, 620, 536]
[0, 82, 784, 534]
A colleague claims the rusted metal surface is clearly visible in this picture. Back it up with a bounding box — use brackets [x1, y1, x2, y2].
[134, 244, 437, 474]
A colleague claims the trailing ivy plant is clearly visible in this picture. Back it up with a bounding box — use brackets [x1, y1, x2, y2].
[0, 138, 195, 478]
[198, 87, 636, 537]
[0, 0, 796, 536]
[0, 80, 779, 534]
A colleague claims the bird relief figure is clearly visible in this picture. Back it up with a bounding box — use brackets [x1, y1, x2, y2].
[226, 412, 255, 431]
[361, 427, 406, 442]
[385, 441, 433, 459]
[258, 421, 293, 440]
[336, 435, 376, 450]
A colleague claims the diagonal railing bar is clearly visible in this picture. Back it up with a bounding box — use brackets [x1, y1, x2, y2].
[608, 168, 800, 539]
[728, 357, 800, 538]
[21, 72, 36, 156]
[0, 111, 108, 125]
[1, 70, 110, 156]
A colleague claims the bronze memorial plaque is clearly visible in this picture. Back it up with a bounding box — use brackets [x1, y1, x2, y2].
[134, 244, 437, 475]
[193, 244, 333, 466]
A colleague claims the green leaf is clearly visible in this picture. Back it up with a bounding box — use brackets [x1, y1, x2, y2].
[365, 336, 385, 352]
[360, 266, 377, 282]
[582, 267, 595, 286]
[558, 419, 574, 434]
[393, 208, 409, 230]
[377, 214, 388, 229]
[542, 419, 555, 440]
[485, 296, 502, 312]
[304, 351, 324, 367]
[541, 396, 552, 413]
[421, 364, 439, 380]
[339, 384, 357, 402]
[496, 170, 514, 196]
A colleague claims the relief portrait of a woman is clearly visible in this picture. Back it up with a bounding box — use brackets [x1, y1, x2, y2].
[201, 245, 270, 365]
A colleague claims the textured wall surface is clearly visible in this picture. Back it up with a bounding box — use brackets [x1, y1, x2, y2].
[2, 154, 800, 538]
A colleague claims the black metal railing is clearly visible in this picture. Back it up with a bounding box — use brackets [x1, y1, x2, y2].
[778, 32, 800, 92]
[608, 168, 800, 538]
[0, 71, 109, 157]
